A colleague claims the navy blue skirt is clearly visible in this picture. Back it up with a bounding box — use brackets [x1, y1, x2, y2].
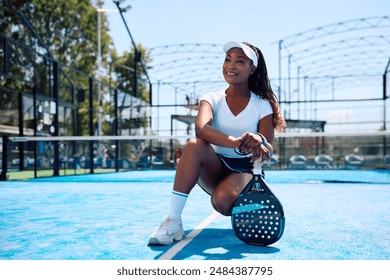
[217, 154, 253, 173]
[197, 154, 264, 195]
[217, 154, 265, 177]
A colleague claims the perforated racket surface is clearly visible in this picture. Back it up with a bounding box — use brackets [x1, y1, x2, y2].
[231, 151, 285, 246]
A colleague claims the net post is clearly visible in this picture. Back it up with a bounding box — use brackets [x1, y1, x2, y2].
[32, 84, 38, 179]
[114, 89, 119, 172]
[0, 135, 9, 181]
[17, 91, 25, 171]
[88, 77, 95, 174]
[52, 60, 60, 176]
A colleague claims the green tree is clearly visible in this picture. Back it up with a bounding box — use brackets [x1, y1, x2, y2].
[2, 0, 112, 73]
[111, 44, 151, 101]
[110, 45, 152, 133]
[1, 0, 113, 135]
[1, 0, 152, 136]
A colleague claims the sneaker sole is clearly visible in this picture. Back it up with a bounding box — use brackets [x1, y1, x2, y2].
[148, 233, 186, 246]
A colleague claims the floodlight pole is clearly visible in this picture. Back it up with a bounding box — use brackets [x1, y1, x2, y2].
[112, 1, 138, 99]
[113, 0, 152, 101]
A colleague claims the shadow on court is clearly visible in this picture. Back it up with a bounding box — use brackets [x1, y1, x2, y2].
[150, 228, 280, 260]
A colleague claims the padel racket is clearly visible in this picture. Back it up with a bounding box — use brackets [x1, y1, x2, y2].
[231, 152, 285, 246]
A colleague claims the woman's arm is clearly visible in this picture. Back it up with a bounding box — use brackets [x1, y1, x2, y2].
[195, 100, 241, 148]
[258, 114, 275, 149]
[237, 114, 275, 162]
[258, 114, 274, 160]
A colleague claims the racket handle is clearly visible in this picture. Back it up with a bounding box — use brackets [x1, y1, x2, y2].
[253, 159, 262, 175]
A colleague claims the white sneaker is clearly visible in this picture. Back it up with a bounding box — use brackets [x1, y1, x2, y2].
[148, 216, 185, 245]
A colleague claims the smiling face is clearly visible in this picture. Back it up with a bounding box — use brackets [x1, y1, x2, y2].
[222, 47, 255, 86]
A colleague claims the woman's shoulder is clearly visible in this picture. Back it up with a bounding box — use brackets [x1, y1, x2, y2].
[251, 92, 271, 105]
[200, 89, 226, 104]
[202, 89, 225, 99]
[250, 92, 273, 113]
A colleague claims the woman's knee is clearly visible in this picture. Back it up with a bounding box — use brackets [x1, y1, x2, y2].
[210, 174, 251, 216]
[183, 137, 207, 151]
[181, 137, 210, 158]
[211, 189, 235, 216]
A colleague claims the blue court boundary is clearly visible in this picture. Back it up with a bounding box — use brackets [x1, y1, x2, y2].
[20, 169, 390, 184]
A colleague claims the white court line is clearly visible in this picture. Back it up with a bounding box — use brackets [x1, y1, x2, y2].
[158, 211, 220, 260]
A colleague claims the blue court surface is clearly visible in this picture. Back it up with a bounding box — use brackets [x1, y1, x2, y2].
[0, 170, 389, 260]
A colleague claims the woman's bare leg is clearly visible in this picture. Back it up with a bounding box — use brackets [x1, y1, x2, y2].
[211, 172, 253, 216]
[149, 137, 225, 245]
[173, 137, 225, 194]
[174, 137, 253, 216]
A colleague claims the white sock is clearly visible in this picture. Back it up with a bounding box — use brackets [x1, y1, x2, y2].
[169, 190, 188, 219]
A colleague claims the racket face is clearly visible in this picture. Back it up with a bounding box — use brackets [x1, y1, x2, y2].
[232, 192, 285, 246]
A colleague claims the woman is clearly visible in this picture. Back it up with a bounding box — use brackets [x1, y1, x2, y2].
[149, 41, 286, 245]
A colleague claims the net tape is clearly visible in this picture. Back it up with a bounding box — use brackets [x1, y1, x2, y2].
[9, 131, 390, 142]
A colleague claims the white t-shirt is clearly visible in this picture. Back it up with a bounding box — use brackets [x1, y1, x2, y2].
[200, 89, 273, 158]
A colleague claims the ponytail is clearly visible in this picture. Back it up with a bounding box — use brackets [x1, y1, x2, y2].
[244, 42, 286, 132]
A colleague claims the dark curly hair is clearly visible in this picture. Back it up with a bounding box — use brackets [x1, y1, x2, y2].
[243, 42, 286, 132]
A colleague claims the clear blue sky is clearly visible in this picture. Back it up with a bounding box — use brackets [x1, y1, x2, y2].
[99, 0, 389, 133]
[102, 0, 388, 68]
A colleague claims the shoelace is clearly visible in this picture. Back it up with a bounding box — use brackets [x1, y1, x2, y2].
[159, 217, 179, 235]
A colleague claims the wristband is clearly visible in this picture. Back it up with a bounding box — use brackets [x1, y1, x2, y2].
[257, 133, 273, 157]
[256, 133, 268, 148]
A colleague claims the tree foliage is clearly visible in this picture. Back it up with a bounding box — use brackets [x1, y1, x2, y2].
[2, 0, 111, 74]
[111, 44, 151, 101]
[1, 0, 152, 136]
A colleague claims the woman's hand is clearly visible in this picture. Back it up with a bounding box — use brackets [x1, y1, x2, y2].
[236, 132, 271, 162]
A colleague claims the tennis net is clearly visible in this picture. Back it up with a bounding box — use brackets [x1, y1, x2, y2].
[1, 132, 389, 182]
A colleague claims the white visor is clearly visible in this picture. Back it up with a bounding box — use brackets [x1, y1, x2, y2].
[223, 41, 258, 68]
